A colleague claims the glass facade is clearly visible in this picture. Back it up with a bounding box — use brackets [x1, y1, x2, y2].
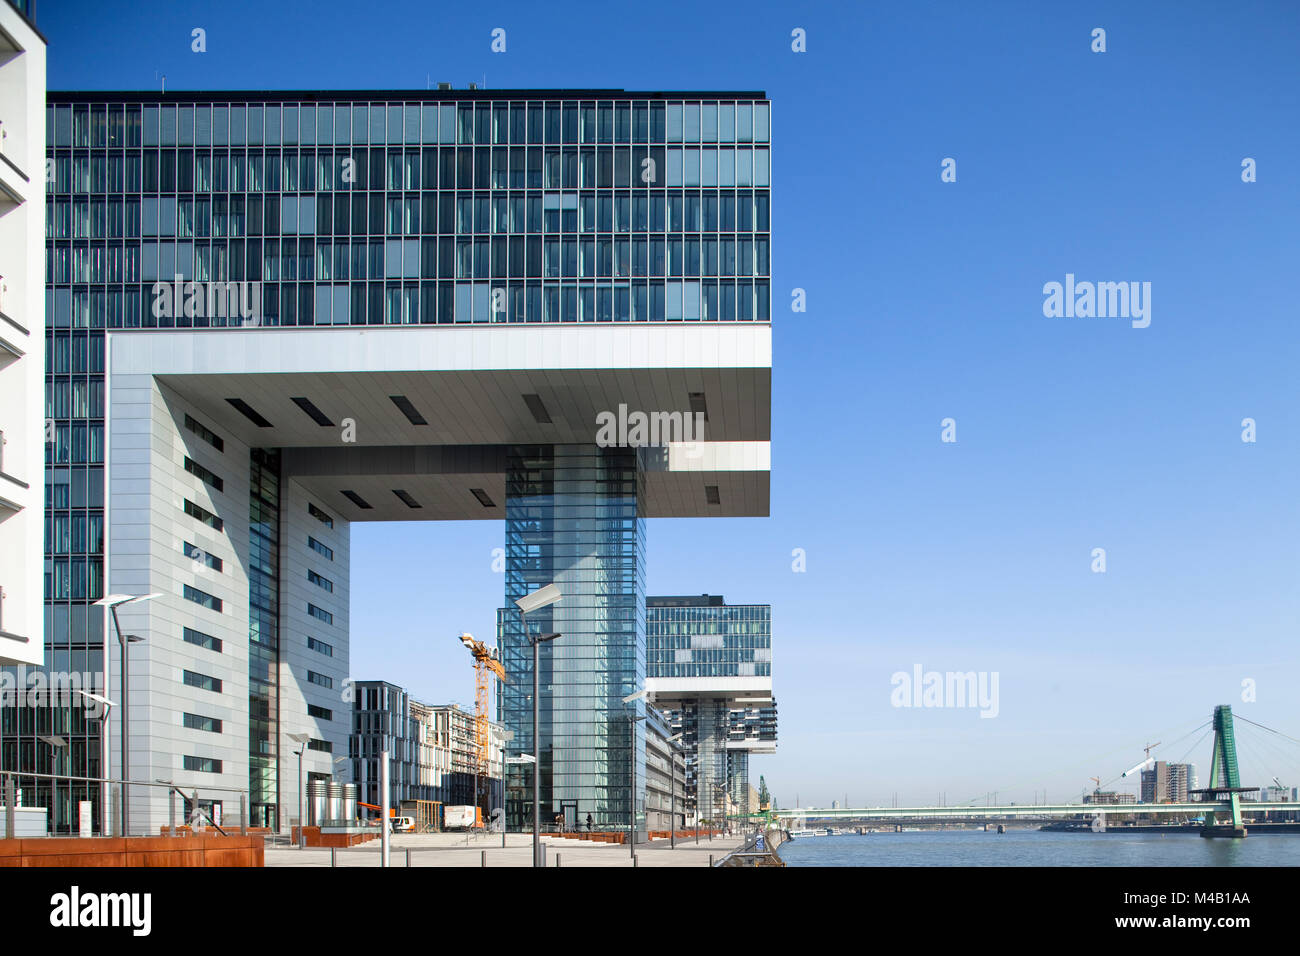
[647, 595, 771, 678]
[498, 444, 645, 831]
[13, 89, 769, 835]
[647, 594, 776, 825]
[44, 91, 770, 330]
[247, 448, 281, 828]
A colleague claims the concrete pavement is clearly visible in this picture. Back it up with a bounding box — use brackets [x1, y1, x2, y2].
[265, 831, 746, 867]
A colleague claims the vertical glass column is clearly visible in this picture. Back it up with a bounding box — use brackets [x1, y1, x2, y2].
[248, 448, 281, 828]
[498, 444, 645, 831]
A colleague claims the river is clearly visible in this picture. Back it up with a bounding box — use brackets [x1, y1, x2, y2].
[777, 829, 1300, 866]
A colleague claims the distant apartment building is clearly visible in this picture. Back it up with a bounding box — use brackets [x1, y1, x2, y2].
[1140, 761, 1197, 803]
[350, 680, 502, 815]
[645, 594, 776, 825]
[0, 0, 46, 669]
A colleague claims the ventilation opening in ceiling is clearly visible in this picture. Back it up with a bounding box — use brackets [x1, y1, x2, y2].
[341, 490, 373, 509]
[705, 484, 721, 505]
[389, 395, 428, 426]
[470, 488, 496, 508]
[522, 394, 552, 424]
[225, 398, 273, 428]
[392, 489, 422, 509]
[291, 396, 334, 427]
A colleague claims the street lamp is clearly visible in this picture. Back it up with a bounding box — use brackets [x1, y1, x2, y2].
[288, 732, 310, 847]
[93, 592, 158, 836]
[621, 689, 648, 858]
[38, 735, 67, 835]
[667, 732, 684, 849]
[73, 689, 114, 834]
[515, 584, 561, 867]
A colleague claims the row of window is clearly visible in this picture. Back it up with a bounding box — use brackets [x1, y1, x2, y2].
[182, 669, 221, 693]
[48, 145, 772, 195]
[48, 278, 771, 328]
[50, 237, 772, 289]
[45, 333, 106, 375]
[51, 101, 771, 150]
[183, 583, 222, 613]
[183, 541, 221, 572]
[183, 712, 222, 734]
[183, 626, 221, 653]
[183, 455, 223, 491]
[183, 755, 222, 773]
[184, 413, 224, 451]
[183, 498, 223, 531]
[307, 569, 333, 592]
[307, 636, 333, 657]
[50, 190, 770, 239]
[44, 513, 104, 554]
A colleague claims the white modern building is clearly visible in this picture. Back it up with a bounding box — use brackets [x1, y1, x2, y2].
[0, 0, 44, 667]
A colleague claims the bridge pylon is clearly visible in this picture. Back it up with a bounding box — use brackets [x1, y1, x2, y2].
[1195, 704, 1250, 839]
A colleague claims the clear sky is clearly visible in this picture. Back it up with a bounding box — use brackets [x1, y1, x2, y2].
[45, 0, 1300, 807]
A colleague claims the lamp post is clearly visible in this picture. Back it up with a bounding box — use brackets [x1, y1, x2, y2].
[514, 583, 561, 868]
[93, 592, 158, 836]
[73, 689, 114, 834]
[288, 732, 310, 847]
[37, 735, 67, 835]
[621, 689, 648, 859]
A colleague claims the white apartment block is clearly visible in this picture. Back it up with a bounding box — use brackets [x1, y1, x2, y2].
[0, 1, 45, 666]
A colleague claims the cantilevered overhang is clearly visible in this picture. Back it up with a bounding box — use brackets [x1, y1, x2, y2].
[109, 323, 771, 520]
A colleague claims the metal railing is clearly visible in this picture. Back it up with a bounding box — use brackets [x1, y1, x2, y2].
[1, 769, 251, 839]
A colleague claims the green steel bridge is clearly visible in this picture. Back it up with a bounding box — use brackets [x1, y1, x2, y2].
[760, 705, 1290, 838]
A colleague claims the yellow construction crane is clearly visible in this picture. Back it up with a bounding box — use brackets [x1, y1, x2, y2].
[458, 632, 506, 814]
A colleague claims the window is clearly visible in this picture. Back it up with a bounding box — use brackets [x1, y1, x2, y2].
[184, 414, 224, 452]
[307, 670, 333, 689]
[183, 755, 222, 774]
[308, 502, 334, 528]
[183, 542, 222, 572]
[308, 636, 334, 657]
[183, 713, 223, 734]
[184, 456, 224, 492]
[307, 603, 333, 625]
[184, 499, 224, 531]
[308, 536, 334, 560]
[307, 569, 334, 593]
[183, 626, 222, 653]
[183, 584, 222, 612]
[183, 669, 222, 693]
[308, 704, 333, 721]
[307, 738, 333, 754]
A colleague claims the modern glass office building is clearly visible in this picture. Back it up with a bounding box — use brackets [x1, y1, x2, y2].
[497, 444, 645, 830]
[8, 87, 772, 835]
[646, 594, 777, 824]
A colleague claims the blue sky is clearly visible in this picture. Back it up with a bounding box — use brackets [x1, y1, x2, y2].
[46, 0, 1300, 806]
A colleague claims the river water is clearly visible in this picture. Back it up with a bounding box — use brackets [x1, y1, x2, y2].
[777, 829, 1300, 866]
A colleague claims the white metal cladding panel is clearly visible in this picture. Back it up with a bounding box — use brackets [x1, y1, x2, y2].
[109, 324, 771, 376]
[278, 477, 352, 786]
[109, 376, 252, 831]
